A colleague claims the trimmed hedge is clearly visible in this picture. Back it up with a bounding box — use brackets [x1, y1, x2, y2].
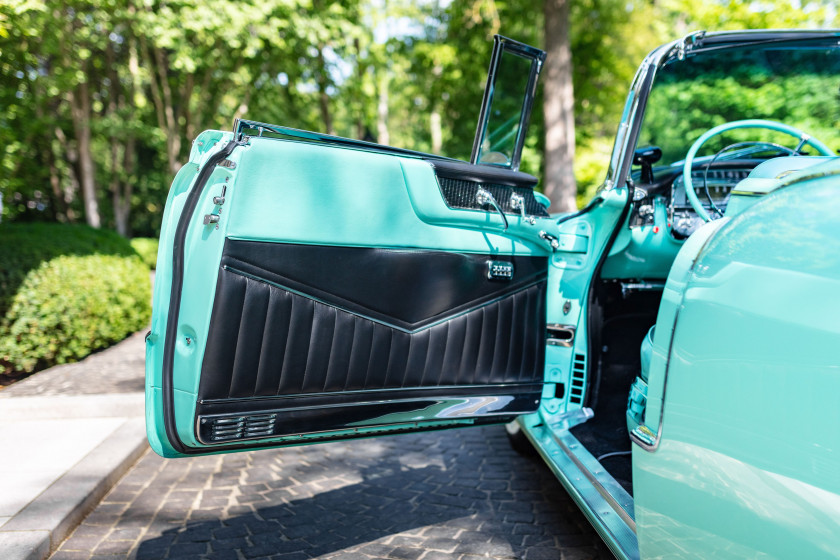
[0, 223, 151, 376]
[130, 237, 159, 270]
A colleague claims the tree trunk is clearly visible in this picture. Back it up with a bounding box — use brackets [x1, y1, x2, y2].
[153, 45, 181, 175]
[543, 0, 577, 213]
[115, 33, 140, 237]
[430, 108, 442, 154]
[47, 144, 66, 222]
[316, 46, 334, 135]
[113, 140, 133, 237]
[354, 37, 365, 140]
[54, 126, 79, 221]
[377, 72, 390, 145]
[35, 100, 67, 221]
[68, 79, 101, 228]
[141, 34, 181, 176]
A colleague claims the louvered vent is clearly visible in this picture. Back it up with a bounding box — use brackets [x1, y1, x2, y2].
[436, 176, 550, 218]
[569, 354, 586, 405]
[205, 413, 278, 442]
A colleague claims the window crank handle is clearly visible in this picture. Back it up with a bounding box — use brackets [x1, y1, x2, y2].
[476, 188, 509, 230]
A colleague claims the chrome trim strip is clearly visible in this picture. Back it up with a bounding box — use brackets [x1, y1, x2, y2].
[523, 419, 639, 560]
[197, 415, 476, 446]
[198, 382, 543, 404]
[628, 303, 682, 453]
[196, 392, 535, 445]
[548, 429, 636, 528]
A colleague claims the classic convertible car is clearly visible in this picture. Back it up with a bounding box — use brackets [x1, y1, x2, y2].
[146, 31, 840, 558]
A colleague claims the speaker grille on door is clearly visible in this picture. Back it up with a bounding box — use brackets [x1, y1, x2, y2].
[437, 177, 550, 217]
[206, 413, 278, 442]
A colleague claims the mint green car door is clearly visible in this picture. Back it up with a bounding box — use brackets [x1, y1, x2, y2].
[145, 127, 557, 458]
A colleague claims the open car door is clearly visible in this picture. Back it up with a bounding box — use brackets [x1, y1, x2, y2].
[145, 37, 554, 457]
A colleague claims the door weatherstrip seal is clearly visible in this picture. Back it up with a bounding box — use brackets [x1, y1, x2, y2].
[161, 137, 246, 455]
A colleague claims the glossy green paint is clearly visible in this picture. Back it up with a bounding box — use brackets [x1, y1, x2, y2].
[602, 194, 682, 280]
[633, 167, 840, 558]
[628, 217, 727, 446]
[145, 130, 231, 457]
[145, 131, 557, 457]
[725, 156, 834, 218]
[540, 186, 628, 420]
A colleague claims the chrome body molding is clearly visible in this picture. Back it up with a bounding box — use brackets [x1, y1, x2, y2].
[520, 414, 639, 560]
[196, 391, 540, 445]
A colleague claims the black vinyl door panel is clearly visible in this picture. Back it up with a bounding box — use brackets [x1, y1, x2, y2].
[195, 239, 547, 445]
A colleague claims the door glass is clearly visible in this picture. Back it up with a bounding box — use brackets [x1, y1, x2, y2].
[471, 36, 545, 171]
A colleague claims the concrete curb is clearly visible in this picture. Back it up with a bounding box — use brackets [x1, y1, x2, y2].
[0, 417, 148, 560]
[0, 393, 144, 420]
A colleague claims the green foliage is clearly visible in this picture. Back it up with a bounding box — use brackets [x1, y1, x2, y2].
[3, 0, 839, 223]
[640, 44, 840, 166]
[574, 137, 616, 206]
[659, 0, 836, 31]
[0, 224, 151, 376]
[0, 224, 138, 316]
[130, 237, 159, 270]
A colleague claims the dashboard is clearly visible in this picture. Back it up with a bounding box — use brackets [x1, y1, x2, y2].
[631, 161, 756, 238]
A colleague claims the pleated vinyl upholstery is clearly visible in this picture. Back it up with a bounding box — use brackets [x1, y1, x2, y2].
[198, 266, 546, 402]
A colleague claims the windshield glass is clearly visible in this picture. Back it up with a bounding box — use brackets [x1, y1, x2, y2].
[637, 40, 840, 168]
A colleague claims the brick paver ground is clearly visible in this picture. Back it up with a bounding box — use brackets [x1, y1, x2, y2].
[10, 326, 612, 560]
[52, 426, 612, 560]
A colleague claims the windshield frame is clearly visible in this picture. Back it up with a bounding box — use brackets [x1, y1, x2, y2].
[601, 29, 840, 194]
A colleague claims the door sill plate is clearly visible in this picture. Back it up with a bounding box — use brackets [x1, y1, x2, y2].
[521, 414, 639, 560]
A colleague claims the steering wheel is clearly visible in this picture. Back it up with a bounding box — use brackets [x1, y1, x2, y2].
[683, 119, 835, 222]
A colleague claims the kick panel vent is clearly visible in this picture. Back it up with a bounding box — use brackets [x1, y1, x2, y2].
[569, 354, 586, 405]
[205, 413, 278, 442]
[437, 176, 550, 218]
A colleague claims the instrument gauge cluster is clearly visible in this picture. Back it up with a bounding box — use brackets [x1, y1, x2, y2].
[668, 167, 752, 236]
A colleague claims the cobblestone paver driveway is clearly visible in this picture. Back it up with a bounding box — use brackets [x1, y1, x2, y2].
[53, 426, 612, 560]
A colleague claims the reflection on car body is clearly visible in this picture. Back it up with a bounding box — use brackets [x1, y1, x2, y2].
[146, 30, 840, 559]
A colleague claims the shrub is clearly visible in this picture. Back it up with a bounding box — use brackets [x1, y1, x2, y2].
[130, 237, 159, 270]
[0, 223, 137, 317]
[0, 224, 151, 376]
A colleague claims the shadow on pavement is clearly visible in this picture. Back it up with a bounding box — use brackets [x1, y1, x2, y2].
[60, 427, 610, 560]
[137, 461, 497, 559]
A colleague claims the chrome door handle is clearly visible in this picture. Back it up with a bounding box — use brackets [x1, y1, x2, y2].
[476, 188, 508, 230]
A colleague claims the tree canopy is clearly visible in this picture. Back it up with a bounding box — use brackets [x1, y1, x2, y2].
[1, 0, 836, 233]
